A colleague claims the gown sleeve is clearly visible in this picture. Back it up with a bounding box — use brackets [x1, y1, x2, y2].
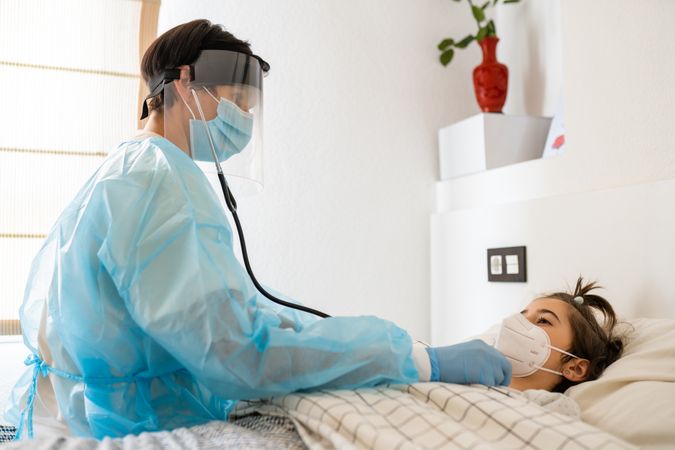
[97, 142, 419, 399]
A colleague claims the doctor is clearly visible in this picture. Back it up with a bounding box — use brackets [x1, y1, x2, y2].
[6, 19, 511, 440]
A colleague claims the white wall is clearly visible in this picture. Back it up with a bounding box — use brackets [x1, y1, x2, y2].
[497, 0, 563, 117]
[432, 0, 675, 344]
[157, 0, 487, 339]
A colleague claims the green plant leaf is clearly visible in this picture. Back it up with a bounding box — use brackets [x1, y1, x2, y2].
[471, 5, 486, 23]
[481, 1, 490, 10]
[487, 19, 496, 36]
[437, 38, 455, 50]
[440, 48, 455, 66]
[476, 26, 488, 41]
[455, 35, 475, 49]
[503, 0, 520, 3]
[493, 0, 498, 5]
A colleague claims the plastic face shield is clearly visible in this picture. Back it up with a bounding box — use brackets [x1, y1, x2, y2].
[160, 49, 266, 196]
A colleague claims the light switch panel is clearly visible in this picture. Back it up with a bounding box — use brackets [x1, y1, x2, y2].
[487, 246, 527, 282]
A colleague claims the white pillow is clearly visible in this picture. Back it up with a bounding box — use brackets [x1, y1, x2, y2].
[565, 318, 675, 450]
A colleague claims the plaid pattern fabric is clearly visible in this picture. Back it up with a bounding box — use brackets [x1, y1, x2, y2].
[0, 425, 17, 443]
[0, 417, 305, 449]
[231, 415, 307, 449]
[235, 383, 636, 450]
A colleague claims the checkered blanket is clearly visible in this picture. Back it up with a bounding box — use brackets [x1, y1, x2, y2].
[233, 383, 635, 450]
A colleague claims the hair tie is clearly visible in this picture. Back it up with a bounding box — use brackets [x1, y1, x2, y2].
[573, 296, 584, 305]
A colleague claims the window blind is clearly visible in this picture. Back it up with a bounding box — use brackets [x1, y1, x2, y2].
[0, 0, 160, 335]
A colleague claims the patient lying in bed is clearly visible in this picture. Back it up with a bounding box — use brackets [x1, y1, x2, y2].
[231, 283, 643, 449]
[471, 276, 625, 416]
[486, 276, 624, 392]
[231, 285, 638, 450]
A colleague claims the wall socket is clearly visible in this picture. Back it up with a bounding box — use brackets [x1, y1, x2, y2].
[487, 246, 527, 282]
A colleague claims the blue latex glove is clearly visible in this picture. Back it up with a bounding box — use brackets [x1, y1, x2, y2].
[426, 340, 512, 386]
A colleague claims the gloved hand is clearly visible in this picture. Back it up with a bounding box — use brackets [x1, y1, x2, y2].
[425, 340, 512, 386]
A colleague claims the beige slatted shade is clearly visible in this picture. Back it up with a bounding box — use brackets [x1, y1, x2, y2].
[0, 0, 160, 335]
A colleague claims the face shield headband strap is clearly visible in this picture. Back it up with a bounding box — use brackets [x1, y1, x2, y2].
[140, 69, 181, 120]
[139, 50, 270, 120]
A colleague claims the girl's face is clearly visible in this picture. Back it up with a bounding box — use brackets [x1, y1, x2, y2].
[509, 297, 588, 391]
[521, 297, 576, 367]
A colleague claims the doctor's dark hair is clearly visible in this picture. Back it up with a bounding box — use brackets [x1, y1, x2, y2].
[141, 19, 253, 114]
[544, 276, 625, 393]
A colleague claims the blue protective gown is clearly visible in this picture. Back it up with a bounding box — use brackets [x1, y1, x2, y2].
[5, 136, 419, 439]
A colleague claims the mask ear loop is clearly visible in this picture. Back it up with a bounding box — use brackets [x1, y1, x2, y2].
[190, 88, 221, 167]
[550, 345, 581, 360]
[536, 366, 566, 376]
[550, 345, 587, 379]
[203, 87, 219, 103]
[172, 81, 197, 158]
[177, 87, 197, 120]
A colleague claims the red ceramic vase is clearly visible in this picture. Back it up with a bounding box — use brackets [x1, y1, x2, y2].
[472, 36, 508, 113]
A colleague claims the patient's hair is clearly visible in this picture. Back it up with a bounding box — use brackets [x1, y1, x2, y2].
[141, 19, 253, 114]
[545, 276, 624, 393]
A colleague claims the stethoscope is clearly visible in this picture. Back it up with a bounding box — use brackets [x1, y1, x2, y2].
[191, 89, 330, 319]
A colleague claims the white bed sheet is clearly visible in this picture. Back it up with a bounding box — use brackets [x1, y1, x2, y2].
[566, 317, 675, 450]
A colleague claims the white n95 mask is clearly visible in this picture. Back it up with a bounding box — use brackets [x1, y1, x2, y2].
[495, 313, 581, 377]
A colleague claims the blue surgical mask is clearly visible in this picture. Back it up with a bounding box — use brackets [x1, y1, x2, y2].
[189, 96, 253, 162]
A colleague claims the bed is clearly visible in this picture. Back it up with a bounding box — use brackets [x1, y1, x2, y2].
[1, 317, 673, 449]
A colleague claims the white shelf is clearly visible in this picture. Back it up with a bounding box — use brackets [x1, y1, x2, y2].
[434, 154, 569, 213]
[438, 113, 551, 180]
